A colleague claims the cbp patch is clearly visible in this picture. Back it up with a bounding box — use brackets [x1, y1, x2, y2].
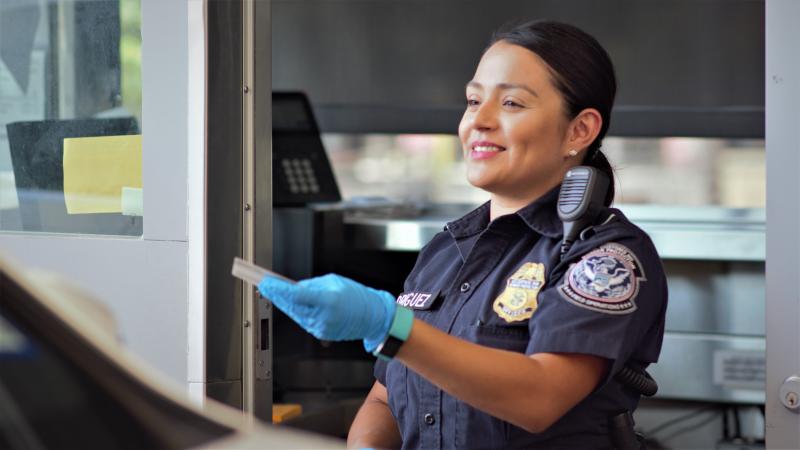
[493, 262, 545, 323]
[559, 243, 645, 315]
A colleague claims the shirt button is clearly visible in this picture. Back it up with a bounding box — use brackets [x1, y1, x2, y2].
[424, 413, 436, 425]
[460, 282, 471, 293]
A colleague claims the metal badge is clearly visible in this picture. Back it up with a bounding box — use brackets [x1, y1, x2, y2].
[492, 262, 546, 323]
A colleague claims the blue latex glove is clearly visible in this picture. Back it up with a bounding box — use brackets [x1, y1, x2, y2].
[257, 273, 397, 352]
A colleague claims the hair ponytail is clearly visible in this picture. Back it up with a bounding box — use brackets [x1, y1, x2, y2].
[584, 150, 615, 206]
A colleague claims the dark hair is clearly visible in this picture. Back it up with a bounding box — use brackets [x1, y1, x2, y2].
[490, 20, 617, 205]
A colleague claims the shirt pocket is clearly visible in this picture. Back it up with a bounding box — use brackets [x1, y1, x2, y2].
[455, 398, 506, 449]
[385, 360, 409, 424]
[455, 323, 530, 448]
[457, 322, 530, 354]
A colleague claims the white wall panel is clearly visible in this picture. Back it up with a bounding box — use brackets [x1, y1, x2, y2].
[0, 236, 188, 382]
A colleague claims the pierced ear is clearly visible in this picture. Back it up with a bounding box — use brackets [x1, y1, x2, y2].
[568, 108, 603, 150]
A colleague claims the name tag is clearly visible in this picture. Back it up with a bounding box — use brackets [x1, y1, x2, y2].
[396, 290, 440, 310]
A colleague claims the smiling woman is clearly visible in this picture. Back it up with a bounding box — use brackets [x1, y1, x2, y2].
[459, 41, 596, 214]
[350, 22, 663, 449]
[458, 22, 617, 221]
[260, 20, 668, 449]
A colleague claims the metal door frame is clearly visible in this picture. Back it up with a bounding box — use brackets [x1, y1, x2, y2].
[766, 0, 800, 446]
[205, 0, 271, 422]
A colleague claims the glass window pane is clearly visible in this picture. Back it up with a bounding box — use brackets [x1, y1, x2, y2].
[0, 0, 142, 235]
[322, 133, 489, 205]
[604, 137, 765, 208]
[323, 133, 765, 209]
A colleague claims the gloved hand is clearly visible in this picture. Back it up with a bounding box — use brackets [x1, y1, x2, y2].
[257, 273, 397, 352]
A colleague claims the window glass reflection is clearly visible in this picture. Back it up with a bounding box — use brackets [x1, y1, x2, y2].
[0, 0, 142, 235]
[323, 134, 765, 209]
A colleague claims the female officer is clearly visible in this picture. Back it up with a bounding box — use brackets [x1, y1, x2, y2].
[258, 20, 667, 449]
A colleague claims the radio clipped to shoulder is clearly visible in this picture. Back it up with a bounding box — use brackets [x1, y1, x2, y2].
[557, 166, 610, 259]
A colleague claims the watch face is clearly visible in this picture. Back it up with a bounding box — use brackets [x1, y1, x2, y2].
[376, 335, 404, 359]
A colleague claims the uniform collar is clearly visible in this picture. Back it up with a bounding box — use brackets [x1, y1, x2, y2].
[514, 185, 563, 238]
[444, 201, 490, 239]
[445, 185, 563, 239]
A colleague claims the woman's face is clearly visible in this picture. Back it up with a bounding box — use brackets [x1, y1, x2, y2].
[458, 41, 574, 202]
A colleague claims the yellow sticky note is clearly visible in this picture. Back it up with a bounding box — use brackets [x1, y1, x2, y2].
[63, 135, 142, 214]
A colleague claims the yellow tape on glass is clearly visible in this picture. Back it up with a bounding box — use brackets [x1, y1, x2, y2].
[62, 134, 142, 214]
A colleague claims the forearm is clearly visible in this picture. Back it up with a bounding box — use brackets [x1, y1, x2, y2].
[347, 386, 402, 449]
[395, 319, 604, 433]
[255, 271, 603, 435]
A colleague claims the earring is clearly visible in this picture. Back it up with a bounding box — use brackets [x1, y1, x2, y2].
[568, 149, 578, 157]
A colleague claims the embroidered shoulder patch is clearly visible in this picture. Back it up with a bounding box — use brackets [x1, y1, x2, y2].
[558, 243, 646, 315]
[493, 262, 545, 323]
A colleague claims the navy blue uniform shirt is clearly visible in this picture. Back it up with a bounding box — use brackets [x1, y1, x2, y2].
[375, 187, 668, 449]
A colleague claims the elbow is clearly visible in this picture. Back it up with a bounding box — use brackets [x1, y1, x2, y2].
[520, 423, 554, 435]
[517, 410, 562, 434]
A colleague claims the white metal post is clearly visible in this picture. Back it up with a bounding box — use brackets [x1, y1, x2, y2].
[766, 0, 800, 447]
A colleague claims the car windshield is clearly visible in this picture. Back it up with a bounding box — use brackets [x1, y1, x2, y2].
[0, 272, 234, 450]
[0, 310, 162, 449]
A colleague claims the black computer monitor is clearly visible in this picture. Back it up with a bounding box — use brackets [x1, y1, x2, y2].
[6, 118, 143, 235]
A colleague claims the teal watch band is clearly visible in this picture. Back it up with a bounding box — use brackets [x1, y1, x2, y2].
[373, 306, 414, 361]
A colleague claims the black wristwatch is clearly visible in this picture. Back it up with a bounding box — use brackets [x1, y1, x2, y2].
[373, 307, 414, 361]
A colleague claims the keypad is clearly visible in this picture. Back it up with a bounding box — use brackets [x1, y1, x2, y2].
[282, 158, 320, 194]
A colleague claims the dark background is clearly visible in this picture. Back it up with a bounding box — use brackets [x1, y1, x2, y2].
[273, 0, 764, 137]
